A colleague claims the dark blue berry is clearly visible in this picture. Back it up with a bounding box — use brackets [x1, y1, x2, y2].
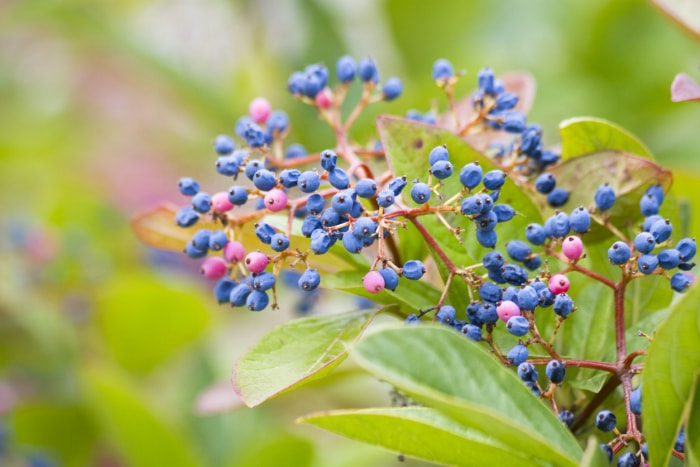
[525, 223, 546, 245]
[285, 143, 307, 159]
[507, 344, 529, 366]
[496, 92, 518, 110]
[595, 410, 617, 432]
[436, 305, 456, 324]
[535, 173, 556, 194]
[506, 316, 530, 336]
[215, 156, 240, 177]
[493, 204, 515, 222]
[405, 314, 420, 324]
[301, 216, 322, 237]
[175, 206, 199, 227]
[545, 212, 571, 238]
[630, 386, 641, 415]
[298, 268, 321, 291]
[634, 232, 655, 254]
[341, 230, 363, 253]
[545, 360, 566, 383]
[675, 427, 685, 453]
[214, 278, 236, 303]
[483, 251, 505, 271]
[547, 188, 570, 208]
[310, 229, 334, 254]
[388, 176, 408, 196]
[482, 170, 506, 190]
[178, 177, 200, 196]
[501, 264, 528, 286]
[235, 116, 254, 138]
[306, 193, 325, 215]
[558, 410, 574, 428]
[475, 210, 498, 232]
[336, 55, 356, 82]
[476, 229, 498, 248]
[461, 195, 485, 215]
[600, 444, 613, 464]
[459, 162, 483, 189]
[643, 214, 664, 232]
[523, 256, 542, 271]
[503, 111, 526, 133]
[517, 362, 538, 382]
[538, 288, 555, 308]
[671, 272, 693, 292]
[331, 191, 354, 215]
[617, 452, 640, 467]
[252, 271, 276, 291]
[506, 240, 532, 262]
[595, 183, 616, 210]
[254, 223, 276, 244]
[646, 184, 665, 205]
[477, 67, 496, 95]
[461, 324, 482, 341]
[517, 286, 539, 310]
[228, 186, 249, 206]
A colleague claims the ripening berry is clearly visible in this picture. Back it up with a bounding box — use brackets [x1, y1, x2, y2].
[315, 89, 332, 109]
[264, 188, 288, 212]
[496, 300, 521, 322]
[362, 271, 385, 294]
[223, 240, 245, 263]
[562, 236, 583, 260]
[244, 251, 269, 273]
[545, 360, 566, 383]
[249, 97, 271, 124]
[594, 183, 616, 210]
[608, 241, 631, 265]
[548, 274, 570, 294]
[211, 192, 234, 213]
[506, 315, 530, 337]
[595, 410, 617, 432]
[178, 177, 200, 196]
[201, 256, 227, 280]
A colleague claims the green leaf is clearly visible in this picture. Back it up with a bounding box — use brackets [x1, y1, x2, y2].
[233, 308, 379, 407]
[377, 116, 544, 311]
[130, 203, 215, 252]
[82, 368, 201, 467]
[300, 407, 544, 466]
[559, 117, 653, 160]
[579, 437, 613, 467]
[549, 151, 672, 242]
[652, 0, 700, 41]
[353, 325, 583, 466]
[643, 283, 700, 467]
[686, 373, 700, 467]
[233, 433, 314, 467]
[95, 273, 210, 374]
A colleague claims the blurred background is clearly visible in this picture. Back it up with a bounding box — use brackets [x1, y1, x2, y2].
[0, 0, 698, 466]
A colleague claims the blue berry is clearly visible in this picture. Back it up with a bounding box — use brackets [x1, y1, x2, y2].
[278, 169, 301, 189]
[459, 162, 483, 189]
[320, 208, 341, 227]
[507, 344, 529, 366]
[410, 183, 431, 204]
[254, 223, 276, 244]
[460, 324, 482, 341]
[270, 233, 290, 252]
[298, 171, 321, 193]
[388, 176, 408, 196]
[353, 218, 378, 238]
[475, 209, 497, 232]
[569, 206, 591, 233]
[432, 58, 454, 81]
[191, 192, 212, 213]
[184, 242, 207, 258]
[477, 67, 496, 95]
[208, 230, 228, 250]
[287, 72, 306, 94]
[246, 289, 269, 311]
[649, 218, 672, 243]
[310, 229, 334, 254]
[479, 282, 502, 303]
[547, 188, 570, 208]
[520, 125, 542, 155]
[476, 229, 498, 248]
[634, 232, 656, 254]
[677, 238, 696, 261]
[306, 193, 325, 215]
[558, 410, 574, 428]
[595, 183, 616, 210]
[646, 184, 665, 205]
[298, 268, 321, 291]
[428, 145, 449, 165]
[461, 195, 485, 215]
[501, 264, 528, 286]
[175, 206, 199, 227]
[285, 143, 307, 159]
[506, 240, 532, 262]
[214, 135, 235, 154]
[639, 193, 660, 216]
[496, 92, 519, 110]
[336, 55, 356, 82]
[617, 452, 640, 467]
[506, 315, 530, 337]
[482, 170, 506, 190]
[525, 223, 546, 245]
[301, 216, 322, 237]
[595, 410, 617, 432]
[630, 386, 641, 415]
[244, 160, 264, 180]
[637, 254, 659, 274]
[377, 189, 395, 208]
[215, 156, 240, 177]
[502, 286, 520, 306]
[328, 168, 350, 189]
[190, 229, 211, 250]
[658, 248, 682, 269]
[503, 111, 526, 133]
[230, 283, 252, 306]
[535, 173, 556, 194]
[483, 251, 505, 271]
[493, 204, 515, 222]
[523, 256, 542, 271]
[478, 302, 499, 325]
[178, 177, 200, 196]
[244, 123, 266, 147]
[341, 230, 363, 253]
[252, 271, 276, 291]
[517, 362, 538, 382]
[383, 77, 403, 100]
[214, 278, 236, 303]
[608, 241, 631, 265]
[331, 191, 354, 214]
[545, 360, 566, 383]
[643, 214, 664, 232]
[675, 427, 685, 453]
[402, 260, 425, 280]
[431, 160, 453, 179]
[253, 169, 277, 191]
[228, 186, 249, 205]
[517, 286, 539, 310]
[553, 293, 574, 318]
[379, 268, 399, 291]
[405, 314, 420, 324]
[538, 288, 555, 308]
[320, 149, 338, 171]
[358, 57, 379, 83]
[235, 116, 254, 138]
[546, 212, 571, 238]
[436, 305, 456, 324]
[600, 445, 613, 464]
[355, 178, 378, 198]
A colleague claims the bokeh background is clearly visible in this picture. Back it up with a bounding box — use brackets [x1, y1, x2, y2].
[0, 1, 698, 466]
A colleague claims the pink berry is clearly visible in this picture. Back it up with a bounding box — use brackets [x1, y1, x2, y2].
[249, 97, 271, 124]
[497, 300, 521, 322]
[201, 256, 227, 280]
[562, 236, 583, 260]
[315, 89, 332, 109]
[264, 188, 288, 212]
[223, 241, 245, 263]
[211, 191, 234, 213]
[244, 251, 269, 273]
[549, 274, 570, 294]
[363, 271, 385, 294]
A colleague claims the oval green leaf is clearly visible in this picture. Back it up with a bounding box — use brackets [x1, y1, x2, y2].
[299, 407, 545, 466]
[643, 283, 700, 467]
[559, 117, 653, 160]
[352, 325, 583, 466]
[233, 308, 380, 407]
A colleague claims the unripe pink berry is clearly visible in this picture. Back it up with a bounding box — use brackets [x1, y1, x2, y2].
[223, 241, 245, 263]
[264, 188, 288, 212]
[249, 97, 271, 124]
[315, 89, 332, 109]
[497, 300, 521, 322]
[562, 236, 583, 260]
[549, 274, 570, 294]
[201, 256, 227, 279]
[244, 251, 269, 273]
[211, 191, 234, 213]
[363, 270, 385, 294]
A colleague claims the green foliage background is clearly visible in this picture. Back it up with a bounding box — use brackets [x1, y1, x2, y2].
[0, 1, 698, 466]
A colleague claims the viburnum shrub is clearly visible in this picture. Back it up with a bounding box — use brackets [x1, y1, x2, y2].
[132, 56, 699, 467]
